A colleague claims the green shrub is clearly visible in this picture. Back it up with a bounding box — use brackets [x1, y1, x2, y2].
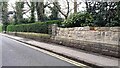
[7, 25, 15, 32]
[63, 12, 94, 27]
[105, 21, 120, 27]
[0, 25, 2, 32]
[7, 20, 62, 34]
[45, 20, 62, 26]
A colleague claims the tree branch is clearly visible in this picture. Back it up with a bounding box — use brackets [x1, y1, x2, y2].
[53, 2, 67, 19]
[66, 0, 70, 16]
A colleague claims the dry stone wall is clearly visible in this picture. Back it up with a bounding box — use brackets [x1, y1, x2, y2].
[55, 27, 119, 45]
[52, 26, 120, 58]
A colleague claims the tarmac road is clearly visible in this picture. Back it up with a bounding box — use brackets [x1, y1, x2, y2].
[1, 35, 78, 67]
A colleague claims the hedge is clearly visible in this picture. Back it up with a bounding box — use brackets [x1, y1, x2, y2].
[7, 20, 62, 34]
[0, 25, 2, 32]
[46, 20, 62, 26]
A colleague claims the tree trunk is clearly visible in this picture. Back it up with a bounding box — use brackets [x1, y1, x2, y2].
[30, 2, 35, 23]
[36, 2, 45, 21]
[2, 2, 8, 32]
[15, 2, 24, 24]
[74, 0, 77, 13]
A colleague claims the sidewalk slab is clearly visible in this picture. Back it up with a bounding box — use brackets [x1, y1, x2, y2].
[1, 33, 119, 67]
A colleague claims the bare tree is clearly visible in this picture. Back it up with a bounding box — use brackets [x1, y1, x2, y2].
[36, 2, 45, 21]
[50, 0, 81, 19]
[25, 1, 35, 23]
[74, 0, 77, 13]
[1, 2, 8, 32]
[52, 0, 69, 19]
[15, 2, 24, 24]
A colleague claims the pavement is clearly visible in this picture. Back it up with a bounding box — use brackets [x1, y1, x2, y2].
[1, 33, 119, 67]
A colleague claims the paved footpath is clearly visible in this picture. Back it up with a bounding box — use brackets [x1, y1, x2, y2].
[1, 33, 119, 67]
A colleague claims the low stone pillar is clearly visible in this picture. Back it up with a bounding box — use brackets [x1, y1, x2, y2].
[51, 24, 58, 39]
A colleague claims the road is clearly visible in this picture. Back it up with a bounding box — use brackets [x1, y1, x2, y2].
[1, 35, 78, 67]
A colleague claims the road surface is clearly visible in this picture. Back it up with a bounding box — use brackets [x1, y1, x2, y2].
[1, 35, 78, 67]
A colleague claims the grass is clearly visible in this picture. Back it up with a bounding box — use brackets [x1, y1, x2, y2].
[17, 32, 51, 38]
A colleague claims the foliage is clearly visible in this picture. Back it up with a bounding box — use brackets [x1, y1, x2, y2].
[22, 18, 31, 24]
[86, 2, 120, 27]
[0, 25, 2, 32]
[45, 20, 62, 26]
[10, 18, 36, 25]
[105, 21, 120, 27]
[7, 22, 48, 33]
[118, 1, 120, 21]
[7, 20, 62, 34]
[63, 12, 94, 27]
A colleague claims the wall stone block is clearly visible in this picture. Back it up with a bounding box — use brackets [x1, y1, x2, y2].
[52, 26, 120, 57]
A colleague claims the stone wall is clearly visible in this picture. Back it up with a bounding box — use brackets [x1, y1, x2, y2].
[6, 25, 120, 58]
[52, 26, 120, 58]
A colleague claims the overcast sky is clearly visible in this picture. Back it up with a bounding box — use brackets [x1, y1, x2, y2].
[8, 0, 86, 18]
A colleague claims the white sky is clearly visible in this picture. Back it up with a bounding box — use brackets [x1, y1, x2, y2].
[8, 0, 86, 18]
